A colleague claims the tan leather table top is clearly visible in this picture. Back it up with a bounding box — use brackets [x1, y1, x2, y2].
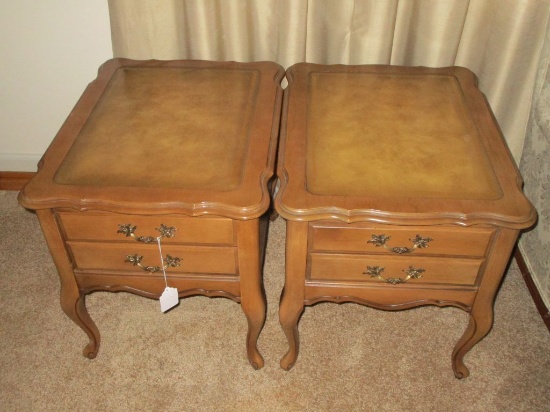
[55, 67, 258, 191]
[276, 64, 536, 228]
[19, 59, 284, 218]
[306, 71, 502, 200]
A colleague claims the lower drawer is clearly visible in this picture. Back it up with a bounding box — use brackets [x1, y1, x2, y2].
[308, 253, 483, 286]
[68, 241, 237, 275]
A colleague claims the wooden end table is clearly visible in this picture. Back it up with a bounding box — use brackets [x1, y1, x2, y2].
[19, 59, 284, 369]
[274, 63, 536, 378]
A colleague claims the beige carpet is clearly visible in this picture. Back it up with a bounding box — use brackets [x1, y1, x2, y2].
[1, 190, 549, 411]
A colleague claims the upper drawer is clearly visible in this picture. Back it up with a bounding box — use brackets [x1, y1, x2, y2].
[310, 223, 494, 257]
[56, 212, 235, 245]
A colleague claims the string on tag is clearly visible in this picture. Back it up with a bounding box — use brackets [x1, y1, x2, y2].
[156, 231, 179, 312]
[157, 236, 169, 288]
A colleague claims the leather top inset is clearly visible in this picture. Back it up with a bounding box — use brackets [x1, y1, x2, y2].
[306, 71, 502, 200]
[54, 67, 258, 191]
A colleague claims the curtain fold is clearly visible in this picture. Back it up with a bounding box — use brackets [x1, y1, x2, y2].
[455, 0, 550, 158]
[108, 0, 550, 162]
[391, 0, 470, 66]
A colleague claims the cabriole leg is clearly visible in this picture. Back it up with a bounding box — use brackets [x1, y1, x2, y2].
[279, 221, 308, 370]
[237, 219, 266, 369]
[451, 228, 519, 379]
[36, 209, 101, 358]
[61, 291, 100, 359]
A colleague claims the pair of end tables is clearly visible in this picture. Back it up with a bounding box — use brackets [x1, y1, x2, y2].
[19, 59, 536, 378]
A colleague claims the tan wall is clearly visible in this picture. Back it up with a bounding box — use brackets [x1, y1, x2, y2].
[0, 0, 112, 171]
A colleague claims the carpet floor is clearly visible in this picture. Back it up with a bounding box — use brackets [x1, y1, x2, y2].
[1, 190, 549, 411]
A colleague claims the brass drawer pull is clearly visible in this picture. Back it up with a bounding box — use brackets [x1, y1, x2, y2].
[367, 234, 432, 254]
[125, 254, 181, 273]
[363, 265, 425, 285]
[117, 223, 177, 243]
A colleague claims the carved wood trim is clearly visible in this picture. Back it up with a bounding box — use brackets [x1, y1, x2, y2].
[0, 172, 35, 190]
[515, 247, 550, 332]
[304, 295, 470, 311]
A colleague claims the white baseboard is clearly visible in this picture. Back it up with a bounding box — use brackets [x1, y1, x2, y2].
[0, 153, 41, 172]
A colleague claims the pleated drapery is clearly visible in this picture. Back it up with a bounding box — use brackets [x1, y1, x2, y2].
[108, 0, 550, 161]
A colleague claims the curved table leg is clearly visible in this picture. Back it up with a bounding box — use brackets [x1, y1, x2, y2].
[237, 219, 266, 369]
[279, 287, 304, 370]
[452, 305, 494, 379]
[241, 299, 266, 370]
[451, 229, 519, 379]
[279, 221, 308, 370]
[61, 291, 101, 359]
[36, 209, 101, 359]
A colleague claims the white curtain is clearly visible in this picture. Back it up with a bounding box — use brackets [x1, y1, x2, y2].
[108, 0, 550, 162]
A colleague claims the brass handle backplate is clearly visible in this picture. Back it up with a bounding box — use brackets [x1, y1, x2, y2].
[117, 223, 177, 243]
[367, 234, 433, 254]
[363, 265, 425, 285]
[125, 254, 181, 273]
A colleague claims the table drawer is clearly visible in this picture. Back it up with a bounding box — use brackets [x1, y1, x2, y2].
[57, 212, 235, 245]
[309, 253, 483, 286]
[68, 242, 237, 275]
[310, 224, 493, 257]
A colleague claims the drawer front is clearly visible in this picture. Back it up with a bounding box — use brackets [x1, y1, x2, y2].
[310, 224, 494, 257]
[57, 212, 235, 245]
[309, 253, 483, 286]
[68, 242, 237, 275]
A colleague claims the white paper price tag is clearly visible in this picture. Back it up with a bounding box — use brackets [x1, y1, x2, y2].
[160, 287, 179, 312]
